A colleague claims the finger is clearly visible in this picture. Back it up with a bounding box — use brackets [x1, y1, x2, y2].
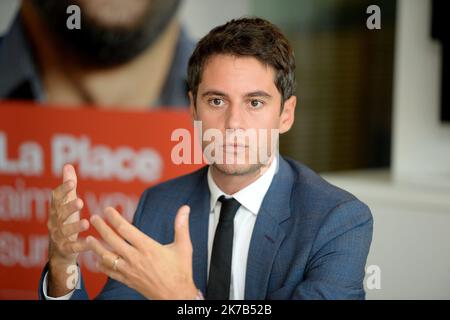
[86, 235, 110, 259]
[62, 238, 89, 254]
[59, 219, 89, 239]
[104, 207, 160, 252]
[86, 236, 124, 274]
[96, 258, 127, 285]
[51, 180, 76, 209]
[174, 205, 192, 251]
[58, 198, 84, 223]
[62, 164, 78, 202]
[90, 215, 135, 259]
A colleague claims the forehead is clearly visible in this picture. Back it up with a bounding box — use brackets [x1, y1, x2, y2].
[199, 54, 278, 94]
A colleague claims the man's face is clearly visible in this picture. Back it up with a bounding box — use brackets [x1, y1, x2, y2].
[190, 54, 296, 176]
[32, 0, 181, 66]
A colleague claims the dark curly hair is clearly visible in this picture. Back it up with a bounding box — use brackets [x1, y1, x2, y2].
[187, 17, 296, 107]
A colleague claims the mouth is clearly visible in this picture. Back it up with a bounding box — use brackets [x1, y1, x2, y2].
[221, 144, 248, 148]
[220, 144, 249, 153]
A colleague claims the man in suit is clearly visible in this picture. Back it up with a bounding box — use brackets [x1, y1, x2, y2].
[39, 17, 373, 300]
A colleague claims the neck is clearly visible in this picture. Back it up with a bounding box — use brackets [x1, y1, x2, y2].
[211, 156, 275, 195]
[20, 3, 180, 109]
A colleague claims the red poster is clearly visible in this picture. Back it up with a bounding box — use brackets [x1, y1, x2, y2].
[0, 101, 202, 299]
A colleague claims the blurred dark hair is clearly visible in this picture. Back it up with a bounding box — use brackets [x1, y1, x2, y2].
[187, 17, 296, 106]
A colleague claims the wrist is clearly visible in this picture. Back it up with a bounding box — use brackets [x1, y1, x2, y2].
[48, 241, 78, 266]
[48, 257, 77, 274]
[48, 260, 79, 297]
[163, 282, 199, 300]
[173, 284, 199, 300]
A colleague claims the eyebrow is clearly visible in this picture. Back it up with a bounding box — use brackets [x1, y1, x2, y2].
[201, 90, 273, 99]
[201, 90, 228, 98]
[244, 91, 273, 99]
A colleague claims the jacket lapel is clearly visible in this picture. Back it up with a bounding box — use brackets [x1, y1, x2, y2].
[186, 168, 211, 294]
[244, 157, 294, 299]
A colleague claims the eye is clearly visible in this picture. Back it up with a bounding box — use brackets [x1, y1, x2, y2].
[249, 99, 264, 108]
[208, 98, 225, 107]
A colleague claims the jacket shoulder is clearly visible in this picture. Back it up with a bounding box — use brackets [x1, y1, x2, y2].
[284, 157, 372, 223]
[285, 158, 357, 201]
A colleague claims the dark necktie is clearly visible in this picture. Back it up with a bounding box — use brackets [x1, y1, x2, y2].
[206, 196, 241, 300]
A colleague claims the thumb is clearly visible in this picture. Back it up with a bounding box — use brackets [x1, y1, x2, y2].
[174, 205, 192, 250]
[63, 164, 77, 201]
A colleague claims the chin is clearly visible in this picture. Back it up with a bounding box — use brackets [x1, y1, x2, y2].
[212, 163, 263, 177]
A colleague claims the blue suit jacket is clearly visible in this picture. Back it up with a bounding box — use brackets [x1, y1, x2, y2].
[39, 156, 373, 300]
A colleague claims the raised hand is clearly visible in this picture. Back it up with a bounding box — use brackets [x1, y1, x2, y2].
[87, 205, 198, 300]
[47, 164, 90, 296]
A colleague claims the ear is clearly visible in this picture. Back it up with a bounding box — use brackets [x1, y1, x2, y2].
[279, 95, 297, 134]
[189, 91, 198, 121]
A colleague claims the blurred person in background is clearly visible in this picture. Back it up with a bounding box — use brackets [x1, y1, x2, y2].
[0, 0, 193, 109]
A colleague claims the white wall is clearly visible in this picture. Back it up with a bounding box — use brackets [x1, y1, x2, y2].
[392, 0, 450, 188]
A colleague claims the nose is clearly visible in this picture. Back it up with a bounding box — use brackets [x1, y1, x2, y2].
[224, 102, 244, 130]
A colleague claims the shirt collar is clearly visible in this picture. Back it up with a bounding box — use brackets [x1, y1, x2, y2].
[207, 155, 278, 216]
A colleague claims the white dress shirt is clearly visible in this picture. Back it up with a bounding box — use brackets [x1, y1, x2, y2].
[206, 156, 278, 300]
[44, 156, 278, 300]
